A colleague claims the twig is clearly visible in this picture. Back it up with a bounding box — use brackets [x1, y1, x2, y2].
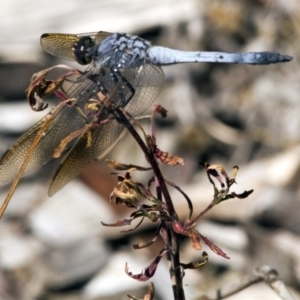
[114, 108, 185, 300]
[199, 265, 296, 300]
[114, 109, 177, 219]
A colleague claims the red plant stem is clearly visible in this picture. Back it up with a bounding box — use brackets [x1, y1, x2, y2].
[114, 109, 184, 299]
[188, 201, 215, 225]
[115, 109, 178, 219]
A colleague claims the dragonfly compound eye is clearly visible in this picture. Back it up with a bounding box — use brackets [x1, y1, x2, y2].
[73, 36, 95, 65]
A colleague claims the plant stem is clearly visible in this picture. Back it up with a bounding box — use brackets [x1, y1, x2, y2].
[114, 109, 185, 300]
[115, 109, 177, 218]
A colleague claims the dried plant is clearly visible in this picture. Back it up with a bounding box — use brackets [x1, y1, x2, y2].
[102, 104, 254, 299]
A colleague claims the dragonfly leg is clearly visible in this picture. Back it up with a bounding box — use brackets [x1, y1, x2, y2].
[64, 66, 98, 84]
[74, 102, 89, 123]
[110, 68, 135, 108]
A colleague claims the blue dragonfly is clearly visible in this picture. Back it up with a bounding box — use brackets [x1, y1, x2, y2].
[0, 31, 292, 216]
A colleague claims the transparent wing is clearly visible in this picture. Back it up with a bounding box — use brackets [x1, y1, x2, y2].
[124, 64, 165, 116]
[0, 68, 98, 184]
[48, 120, 125, 196]
[40, 31, 112, 61]
[49, 64, 165, 195]
[0, 105, 85, 183]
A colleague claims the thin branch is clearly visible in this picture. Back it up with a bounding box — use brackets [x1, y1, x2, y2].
[199, 265, 296, 300]
[114, 108, 185, 300]
[114, 109, 177, 219]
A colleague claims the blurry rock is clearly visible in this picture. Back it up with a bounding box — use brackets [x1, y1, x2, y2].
[29, 180, 117, 247]
[83, 250, 174, 300]
[0, 63, 43, 101]
[41, 238, 110, 289]
[0, 0, 202, 63]
[0, 222, 46, 300]
[0, 269, 15, 300]
[0, 102, 51, 134]
[246, 72, 300, 147]
[197, 220, 248, 251]
[83, 251, 148, 299]
[253, 187, 300, 234]
[0, 222, 44, 270]
[26, 180, 116, 290]
[0, 180, 47, 219]
[246, 223, 300, 287]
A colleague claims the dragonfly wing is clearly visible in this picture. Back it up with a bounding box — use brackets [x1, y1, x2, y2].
[48, 64, 165, 195]
[0, 68, 100, 184]
[93, 31, 113, 44]
[101, 64, 165, 115]
[0, 104, 86, 184]
[124, 64, 165, 116]
[40, 32, 112, 62]
[48, 120, 125, 196]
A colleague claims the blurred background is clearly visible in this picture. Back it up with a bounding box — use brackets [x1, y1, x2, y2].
[0, 0, 300, 299]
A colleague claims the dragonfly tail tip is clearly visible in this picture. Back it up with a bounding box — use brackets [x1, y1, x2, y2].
[280, 54, 293, 63]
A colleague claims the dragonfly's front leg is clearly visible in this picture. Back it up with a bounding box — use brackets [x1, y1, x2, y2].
[110, 68, 135, 108]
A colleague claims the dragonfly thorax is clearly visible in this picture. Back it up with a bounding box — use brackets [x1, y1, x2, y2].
[95, 33, 150, 69]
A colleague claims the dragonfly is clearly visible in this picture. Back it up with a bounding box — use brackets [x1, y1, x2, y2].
[0, 31, 292, 217]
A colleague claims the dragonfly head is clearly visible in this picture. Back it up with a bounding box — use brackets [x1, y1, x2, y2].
[73, 36, 95, 65]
